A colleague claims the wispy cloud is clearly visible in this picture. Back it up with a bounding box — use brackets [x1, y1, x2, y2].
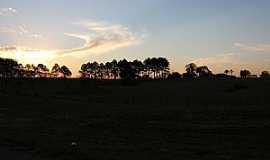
[191, 52, 270, 75]
[0, 8, 17, 16]
[0, 45, 56, 66]
[0, 45, 18, 52]
[0, 20, 143, 62]
[60, 20, 143, 56]
[0, 25, 43, 39]
[0, 26, 17, 33]
[192, 53, 238, 66]
[190, 53, 240, 74]
[234, 43, 270, 53]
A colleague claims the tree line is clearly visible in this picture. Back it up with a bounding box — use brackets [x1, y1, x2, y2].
[0, 58, 71, 78]
[0, 57, 269, 79]
[79, 57, 170, 80]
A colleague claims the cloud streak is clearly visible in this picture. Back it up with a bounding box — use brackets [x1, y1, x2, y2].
[191, 52, 270, 75]
[234, 43, 270, 53]
[0, 26, 17, 33]
[60, 21, 142, 56]
[0, 8, 17, 16]
[192, 53, 238, 66]
[0, 25, 43, 39]
[0, 45, 18, 52]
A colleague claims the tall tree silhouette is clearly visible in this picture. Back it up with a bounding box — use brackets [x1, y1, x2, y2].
[143, 57, 169, 79]
[80, 57, 169, 80]
[229, 69, 234, 76]
[132, 60, 144, 78]
[157, 57, 170, 79]
[111, 60, 119, 79]
[143, 58, 152, 78]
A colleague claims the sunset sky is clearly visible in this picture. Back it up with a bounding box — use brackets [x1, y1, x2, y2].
[1, 0, 270, 76]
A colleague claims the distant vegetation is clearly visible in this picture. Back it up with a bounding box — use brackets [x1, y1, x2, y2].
[0, 58, 72, 78]
[0, 57, 269, 80]
[80, 57, 169, 80]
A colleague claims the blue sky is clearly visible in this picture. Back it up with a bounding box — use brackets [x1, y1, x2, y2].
[1, 0, 270, 75]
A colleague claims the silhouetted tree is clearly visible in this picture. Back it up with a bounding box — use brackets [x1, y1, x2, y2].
[229, 69, 234, 76]
[260, 71, 270, 79]
[51, 64, 61, 77]
[60, 65, 72, 78]
[196, 66, 212, 78]
[224, 70, 229, 75]
[80, 63, 88, 78]
[37, 64, 49, 77]
[118, 59, 136, 80]
[168, 72, 182, 80]
[183, 63, 197, 78]
[80, 58, 170, 80]
[111, 59, 119, 79]
[240, 70, 251, 78]
[143, 58, 153, 78]
[132, 60, 144, 78]
[143, 57, 170, 79]
[157, 57, 170, 79]
[0, 58, 18, 78]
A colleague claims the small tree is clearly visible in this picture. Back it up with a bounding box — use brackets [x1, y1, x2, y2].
[196, 66, 212, 78]
[224, 69, 229, 75]
[240, 70, 251, 78]
[229, 69, 234, 76]
[0, 58, 18, 78]
[51, 64, 61, 77]
[168, 72, 182, 80]
[184, 63, 197, 78]
[60, 65, 72, 78]
[118, 59, 136, 80]
[260, 71, 270, 78]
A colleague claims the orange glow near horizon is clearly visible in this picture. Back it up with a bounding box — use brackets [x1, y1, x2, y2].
[14, 50, 55, 65]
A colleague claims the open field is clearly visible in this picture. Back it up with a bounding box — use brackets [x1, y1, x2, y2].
[0, 79, 270, 160]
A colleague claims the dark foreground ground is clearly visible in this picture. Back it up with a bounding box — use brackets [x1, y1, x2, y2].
[0, 79, 270, 160]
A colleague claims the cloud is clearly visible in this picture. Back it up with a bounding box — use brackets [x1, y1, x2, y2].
[0, 45, 56, 66]
[0, 45, 18, 52]
[234, 43, 270, 53]
[191, 53, 270, 75]
[18, 25, 29, 35]
[0, 8, 17, 16]
[0, 26, 17, 33]
[29, 34, 43, 39]
[192, 53, 237, 66]
[0, 25, 43, 39]
[60, 20, 142, 56]
[190, 53, 240, 74]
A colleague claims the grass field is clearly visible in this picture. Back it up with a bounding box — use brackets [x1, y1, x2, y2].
[0, 79, 270, 160]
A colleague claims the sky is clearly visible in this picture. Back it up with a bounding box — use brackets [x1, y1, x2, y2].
[1, 0, 270, 76]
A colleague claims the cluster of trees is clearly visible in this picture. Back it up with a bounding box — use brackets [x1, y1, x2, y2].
[1, 56, 270, 80]
[79, 57, 170, 80]
[0, 57, 72, 78]
[169, 63, 270, 80]
[240, 70, 270, 79]
[182, 63, 213, 78]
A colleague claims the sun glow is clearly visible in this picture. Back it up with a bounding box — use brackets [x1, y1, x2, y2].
[14, 50, 55, 65]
